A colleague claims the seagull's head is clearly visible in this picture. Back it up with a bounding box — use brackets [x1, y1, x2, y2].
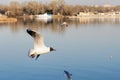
[50, 47, 56, 52]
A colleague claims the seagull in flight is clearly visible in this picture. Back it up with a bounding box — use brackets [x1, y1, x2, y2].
[26, 29, 56, 60]
[64, 70, 72, 80]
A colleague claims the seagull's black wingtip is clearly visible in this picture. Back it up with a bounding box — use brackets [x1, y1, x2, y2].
[26, 29, 36, 37]
[26, 29, 32, 33]
[26, 29, 33, 35]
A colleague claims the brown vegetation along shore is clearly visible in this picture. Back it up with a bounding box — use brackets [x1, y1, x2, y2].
[0, 17, 17, 23]
[0, 0, 120, 17]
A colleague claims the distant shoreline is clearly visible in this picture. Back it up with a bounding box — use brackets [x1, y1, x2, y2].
[66, 15, 120, 19]
[0, 16, 17, 23]
[0, 1, 120, 18]
[1, 14, 120, 23]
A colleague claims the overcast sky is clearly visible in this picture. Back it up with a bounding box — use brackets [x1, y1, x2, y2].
[0, 0, 120, 6]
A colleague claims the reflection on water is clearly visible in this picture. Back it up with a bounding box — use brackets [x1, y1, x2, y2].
[74, 17, 120, 24]
[64, 70, 72, 80]
[1, 17, 120, 33]
[0, 17, 120, 80]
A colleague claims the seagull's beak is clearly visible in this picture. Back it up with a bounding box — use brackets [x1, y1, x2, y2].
[50, 47, 56, 51]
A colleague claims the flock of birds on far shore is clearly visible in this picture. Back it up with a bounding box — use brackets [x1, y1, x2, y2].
[26, 22, 72, 80]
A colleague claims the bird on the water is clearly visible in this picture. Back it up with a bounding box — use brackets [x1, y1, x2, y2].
[64, 70, 72, 80]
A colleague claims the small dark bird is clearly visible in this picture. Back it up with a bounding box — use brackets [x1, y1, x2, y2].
[64, 70, 72, 80]
[61, 22, 68, 27]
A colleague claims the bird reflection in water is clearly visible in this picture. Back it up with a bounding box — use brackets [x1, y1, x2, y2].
[64, 70, 72, 80]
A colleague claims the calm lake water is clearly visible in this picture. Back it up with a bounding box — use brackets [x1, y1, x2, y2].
[0, 18, 120, 80]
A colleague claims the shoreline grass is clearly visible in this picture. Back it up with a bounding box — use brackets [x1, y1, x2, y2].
[0, 17, 17, 23]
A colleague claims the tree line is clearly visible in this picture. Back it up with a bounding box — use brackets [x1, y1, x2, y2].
[0, 0, 120, 17]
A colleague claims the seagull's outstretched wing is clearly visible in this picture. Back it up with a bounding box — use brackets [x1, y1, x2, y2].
[26, 29, 45, 49]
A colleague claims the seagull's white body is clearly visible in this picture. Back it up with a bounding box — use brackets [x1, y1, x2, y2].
[29, 47, 50, 55]
[27, 29, 55, 60]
